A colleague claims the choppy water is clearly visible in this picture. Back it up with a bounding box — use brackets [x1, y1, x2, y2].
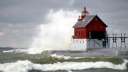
[0, 48, 128, 72]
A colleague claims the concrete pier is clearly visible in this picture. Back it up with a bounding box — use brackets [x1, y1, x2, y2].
[43, 48, 128, 57]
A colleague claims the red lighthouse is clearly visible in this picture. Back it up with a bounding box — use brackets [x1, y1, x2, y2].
[71, 7, 109, 51]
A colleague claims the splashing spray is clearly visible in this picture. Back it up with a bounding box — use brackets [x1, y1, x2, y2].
[28, 9, 79, 54]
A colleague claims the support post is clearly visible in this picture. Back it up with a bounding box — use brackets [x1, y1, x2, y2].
[112, 34, 117, 48]
[120, 33, 126, 49]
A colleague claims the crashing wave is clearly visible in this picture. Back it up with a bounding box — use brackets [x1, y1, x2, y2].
[0, 60, 128, 72]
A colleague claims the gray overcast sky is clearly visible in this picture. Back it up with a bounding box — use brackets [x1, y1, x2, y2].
[0, 0, 128, 48]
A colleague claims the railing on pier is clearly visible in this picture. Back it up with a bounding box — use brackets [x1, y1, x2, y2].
[107, 33, 128, 49]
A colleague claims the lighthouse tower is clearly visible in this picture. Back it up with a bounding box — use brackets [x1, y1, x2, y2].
[71, 7, 110, 51]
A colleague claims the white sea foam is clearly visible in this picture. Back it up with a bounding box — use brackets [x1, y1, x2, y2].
[51, 54, 72, 59]
[3, 50, 14, 53]
[0, 60, 32, 72]
[51, 54, 85, 60]
[27, 9, 79, 54]
[0, 60, 128, 72]
[3, 49, 28, 53]
[27, 47, 46, 54]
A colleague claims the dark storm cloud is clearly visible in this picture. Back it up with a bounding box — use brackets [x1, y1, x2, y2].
[0, 0, 74, 24]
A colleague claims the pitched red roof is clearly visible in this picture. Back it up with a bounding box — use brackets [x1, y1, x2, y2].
[73, 15, 107, 28]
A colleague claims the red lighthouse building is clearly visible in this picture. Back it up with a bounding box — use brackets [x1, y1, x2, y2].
[71, 7, 109, 51]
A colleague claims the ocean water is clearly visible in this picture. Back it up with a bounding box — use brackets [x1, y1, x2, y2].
[0, 48, 128, 72]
